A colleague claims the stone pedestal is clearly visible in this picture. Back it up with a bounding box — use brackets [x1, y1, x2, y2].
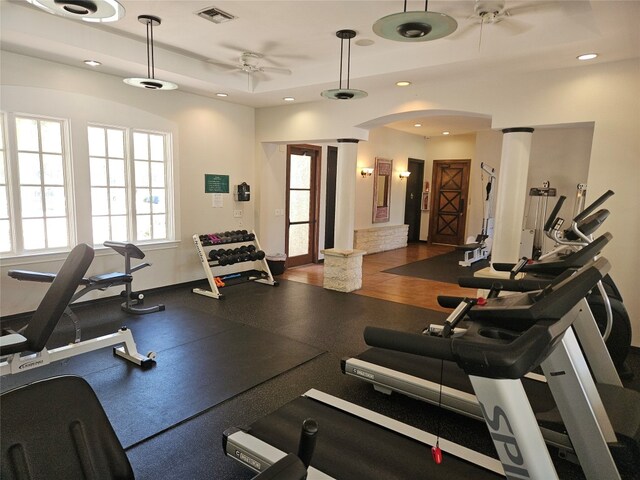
[322, 248, 366, 293]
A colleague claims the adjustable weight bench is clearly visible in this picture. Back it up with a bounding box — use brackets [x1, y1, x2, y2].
[1, 244, 156, 376]
[456, 234, 491, 267]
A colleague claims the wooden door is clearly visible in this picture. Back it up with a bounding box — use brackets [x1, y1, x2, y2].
[403, 158, 424, 242]
[428, 159, 471, 245]
[285, 145, 321, 267]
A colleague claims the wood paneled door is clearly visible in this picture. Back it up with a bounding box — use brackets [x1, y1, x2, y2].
[428, 159, 471, 245]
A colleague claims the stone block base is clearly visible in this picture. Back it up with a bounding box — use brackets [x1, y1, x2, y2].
[322, 248, 366, 293]
[354, 224, 408, 254]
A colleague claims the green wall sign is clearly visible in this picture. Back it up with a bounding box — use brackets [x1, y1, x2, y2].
[204, 174, 229, 193]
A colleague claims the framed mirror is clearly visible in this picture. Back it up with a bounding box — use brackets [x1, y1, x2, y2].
[372, 157, 392, 223]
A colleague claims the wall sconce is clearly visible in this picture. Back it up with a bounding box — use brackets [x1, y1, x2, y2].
[399, 171, 411, 179]
[361, 167, 374, 177]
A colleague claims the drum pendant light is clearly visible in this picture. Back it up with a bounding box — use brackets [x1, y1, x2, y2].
[26, 0, 124, 22]
[123, 15, 178, 90]
[321, 30, 368, 100]
[373, 0, 457, 42]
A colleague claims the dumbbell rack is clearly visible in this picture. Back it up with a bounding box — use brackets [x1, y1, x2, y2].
[192, 230, 278, 300]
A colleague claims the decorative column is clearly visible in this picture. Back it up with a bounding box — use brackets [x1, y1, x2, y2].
[491, 127, 535, 266]
[323, 138, 366, 292]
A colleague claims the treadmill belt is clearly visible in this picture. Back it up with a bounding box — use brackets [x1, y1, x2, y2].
[356, 347, 558, 415]
[248, 396, 502, 480]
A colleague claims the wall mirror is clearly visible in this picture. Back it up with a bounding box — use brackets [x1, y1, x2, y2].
[372, 157, 392, 223]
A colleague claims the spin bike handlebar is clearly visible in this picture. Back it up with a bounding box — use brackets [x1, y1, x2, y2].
[573, 189, 614, 223]
[544, 195, 566, 232]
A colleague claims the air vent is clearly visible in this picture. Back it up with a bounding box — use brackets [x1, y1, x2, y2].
[196, 6, 236, 24]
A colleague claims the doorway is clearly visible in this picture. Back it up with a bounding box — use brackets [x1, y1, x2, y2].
[324, 146, 337, 250]
[428, 159, 471, 245]
[403, 158, 425, 242]
[285, 145, 321, 267]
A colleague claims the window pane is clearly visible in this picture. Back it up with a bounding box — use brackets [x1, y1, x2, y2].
[91, 187, 109, 215]
[40, 121, 62, 153]
[20, 186, 43, 217]
[88, 127, 105, 157]
[18, 152, 41, 184]
[92, 216, 110, 245]
[16, 118, 39, 151]
[151, 188, 165, 213]
[149, 134, 164, 161]
[136, 214, 151, 240]
[288, 224, 309, 257]
[22, 218, 45, 249]
[44, 186, 66, 216]
[46, 217, 67, 247]
[135, 161, 149, 187]
[290, 154, 311, 189]
[150, 162, 164, 187]
[109, 159, 126, 186]
[136, 188, 151, 213]
[0, 219, 11, 253]
[289, 190, 310, 222]
[43, 154, 64, 185]
[107, 129, 124, 158]
[133, 132, 148, 160]
[90, 157, 107, 186]
[152, 214, 166, 239]
[111, 215, 127, 241]
[110, 187, 127, 215]
[0, 186, 8, 218]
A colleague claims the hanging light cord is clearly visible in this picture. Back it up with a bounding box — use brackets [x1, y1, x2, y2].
[338, 36, 344, 89]
[346, 35, 351, 90]
[145, 19, 156, 80]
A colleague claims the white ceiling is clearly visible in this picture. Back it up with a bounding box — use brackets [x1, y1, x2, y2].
[1, 0, 639, 136]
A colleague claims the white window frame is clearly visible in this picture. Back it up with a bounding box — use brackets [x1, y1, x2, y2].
[0, 113, 13, 254]
[88, 123, 174, 245]
[4, 113, 74, 255]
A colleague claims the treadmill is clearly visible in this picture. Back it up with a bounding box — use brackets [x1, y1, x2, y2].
[224, 259, 616, 479]
[341, 234, 639, 462]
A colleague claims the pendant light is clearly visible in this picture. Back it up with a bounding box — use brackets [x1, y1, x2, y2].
[26, 0, 124, 23]
[321, 30, 368, 100]
[373, 0, 457, 42]
[123, 15, 178, 91]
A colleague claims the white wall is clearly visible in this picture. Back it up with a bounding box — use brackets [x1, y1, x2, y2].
[355, 127, 428, 230]
[0, 51, 255, 315]
[256, 59, 640, 345]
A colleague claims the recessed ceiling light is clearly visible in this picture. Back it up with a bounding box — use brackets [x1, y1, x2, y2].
[577, 53, 598, 61]
[396, 81, 411, 87]
[216, 92, 228, 97]
[84, 60, 101, 67]
[283, 97, 295, 102]
[442, 131, 450, 135]
[355, 38, 375, 47]
[414, 123, 422, 127]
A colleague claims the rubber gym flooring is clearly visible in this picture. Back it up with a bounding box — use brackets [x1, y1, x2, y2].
[2, 277, 639, 479]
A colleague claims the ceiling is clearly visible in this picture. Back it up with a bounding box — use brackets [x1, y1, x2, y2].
[1, 0, 639, 137]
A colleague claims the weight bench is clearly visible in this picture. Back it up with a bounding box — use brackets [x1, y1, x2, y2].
[1, 244, 156, 376]
[455, 234, 491, 267]
[8, 242, 164, 342]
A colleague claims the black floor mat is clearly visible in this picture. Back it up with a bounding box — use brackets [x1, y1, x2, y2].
[1, 306, 324, 449]
[383, 250, 490, 284]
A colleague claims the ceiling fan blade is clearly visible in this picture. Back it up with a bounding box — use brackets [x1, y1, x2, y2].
[495, 17, 532, 35]
[205, 59, 240, 70]
[448, 21, 480, 39]
[260, 66, 292, 75]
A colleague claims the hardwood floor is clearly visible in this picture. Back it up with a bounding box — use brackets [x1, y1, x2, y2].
[280, 242, 478, 313]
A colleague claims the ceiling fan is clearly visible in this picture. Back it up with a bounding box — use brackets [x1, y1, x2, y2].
[208, 52, 292, 76]
[453, 0, 533, 47]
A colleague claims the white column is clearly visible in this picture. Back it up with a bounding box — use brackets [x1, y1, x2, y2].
[491, 128, 534, 265]
[333, 139, 359, 251]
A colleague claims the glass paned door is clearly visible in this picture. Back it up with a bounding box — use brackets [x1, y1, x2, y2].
[286, 145, 320, 267]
